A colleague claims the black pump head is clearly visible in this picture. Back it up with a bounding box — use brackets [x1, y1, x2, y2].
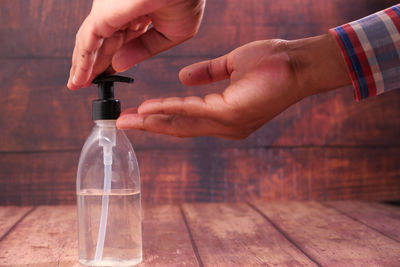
[92, 75, 134, 120]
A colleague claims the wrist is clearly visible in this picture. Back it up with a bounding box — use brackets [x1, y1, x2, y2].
[287, 33, 351, 98]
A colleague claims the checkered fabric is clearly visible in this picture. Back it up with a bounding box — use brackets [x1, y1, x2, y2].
[330, 5, 400, 101]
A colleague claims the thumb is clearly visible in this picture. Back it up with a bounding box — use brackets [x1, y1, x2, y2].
[179, 54, 233, 86]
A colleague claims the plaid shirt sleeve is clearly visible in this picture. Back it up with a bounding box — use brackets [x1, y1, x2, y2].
[330, 5, 400, 101]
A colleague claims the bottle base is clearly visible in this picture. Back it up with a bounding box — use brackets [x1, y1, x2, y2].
[79, 257, 142, 266]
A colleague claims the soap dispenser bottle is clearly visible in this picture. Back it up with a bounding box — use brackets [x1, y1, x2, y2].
[76, 75, 142, 266]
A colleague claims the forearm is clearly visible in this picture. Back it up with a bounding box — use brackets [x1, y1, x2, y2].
[286, 34, 352, 99]
[288, 4, 400, 101]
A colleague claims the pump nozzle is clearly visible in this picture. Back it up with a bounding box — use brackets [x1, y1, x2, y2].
[93, 75, 134, 84]
[92, 75, 134, 120]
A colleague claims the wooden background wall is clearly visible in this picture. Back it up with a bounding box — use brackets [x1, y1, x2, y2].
[0, 0, 399, 205]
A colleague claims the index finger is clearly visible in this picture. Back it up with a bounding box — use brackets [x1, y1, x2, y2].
[68, 17, 104, 89]
[68, 0, 170, 90]
[179, 54, 232, 86]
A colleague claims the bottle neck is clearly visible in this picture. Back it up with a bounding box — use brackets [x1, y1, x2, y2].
[94, 120, 116, 128]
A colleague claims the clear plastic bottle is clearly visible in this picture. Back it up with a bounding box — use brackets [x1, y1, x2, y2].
[76, 76, 141, 266]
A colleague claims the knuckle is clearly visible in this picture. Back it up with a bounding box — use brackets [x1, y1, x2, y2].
[186, 28, 198, 39]
[77, 65, 91, 73]
[169, 27, 199, 43]
[205, 60, 214, 81]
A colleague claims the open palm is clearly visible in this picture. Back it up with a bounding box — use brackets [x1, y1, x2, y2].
[117, 40, 304, 139]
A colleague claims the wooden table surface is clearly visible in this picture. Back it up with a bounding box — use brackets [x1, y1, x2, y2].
[1, 201, 400, 266]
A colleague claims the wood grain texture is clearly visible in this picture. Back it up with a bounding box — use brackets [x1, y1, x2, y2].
[141, 147, 400, 203]
[1, 147, 400, 205]
[1, 0, 400, 204]
[1, 203, 399, 266]
[0, 206, 78, 266]
[0, 0, 91, 58]
[181, 203, 317, 266]
[0, 205, 198, 266]
[0, 0, 397, 58]
[141, 204, 199, 266]
[0, 152, 79, 205]
[0, 206, 32, 239]
[251, 201, 400, 266]
[325, 201, 400, 242]
[1, 59, 399, 152]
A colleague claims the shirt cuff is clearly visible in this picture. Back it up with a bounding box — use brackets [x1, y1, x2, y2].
[330, 5, 400, 101]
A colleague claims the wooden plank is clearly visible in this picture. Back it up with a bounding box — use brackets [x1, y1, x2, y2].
[0, 152, 79, 205]
[0, 57, 225, 152]
[325, 201, 400, 242]
[181, 203, 317, 266]
[0, 206, 33, 240]
[1, 59, 400, 152]
[0, 0, 397, 58]
[0, 206, 78, 266]
[141, 204, 199, 266]
[141, 147, 400, 203]
[0, 0, 92, 58]
[0, 205, 198, 266]
[1, 147, 400, 205]
[251, 202, 400, 266]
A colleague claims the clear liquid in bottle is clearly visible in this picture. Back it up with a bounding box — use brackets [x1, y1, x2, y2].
[77, 189, 142, 266]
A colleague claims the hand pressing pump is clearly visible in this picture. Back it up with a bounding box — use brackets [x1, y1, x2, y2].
[76, 75, 142, 266]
